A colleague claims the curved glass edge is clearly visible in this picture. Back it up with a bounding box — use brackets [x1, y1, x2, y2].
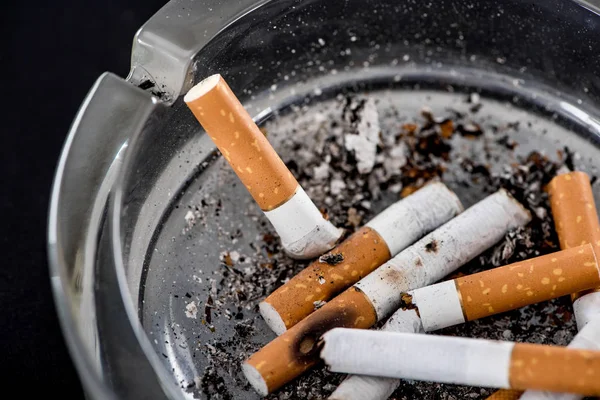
[128, 0, 273, 105]
[573, 0, 600, 15]
[47, 72, 158, 400]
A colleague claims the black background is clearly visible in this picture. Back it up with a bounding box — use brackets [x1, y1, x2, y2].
[2, 1, 167, 395]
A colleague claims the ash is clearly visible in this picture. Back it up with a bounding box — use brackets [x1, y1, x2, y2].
[190, 90, 595, 399]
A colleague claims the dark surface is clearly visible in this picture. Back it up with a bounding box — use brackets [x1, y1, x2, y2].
[1, 1, 167, 395]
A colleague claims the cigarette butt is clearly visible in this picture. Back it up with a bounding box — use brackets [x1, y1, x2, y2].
[514, 313, 600, 400]
[243, 287, 376, 396]
[547, 171, 600, 329]
[548, 171, 600, 257]
[456, 244, 599, 321]
[260, 182, 463, 334]
[184, 74, 342, 259]
[355, 188, 531, 320]
[485, 172, 600, 400]
[320, 328, 600, 397]
[509, 343, 600, 396]
[243, 190, 530, 395]
[260, 226, 390, 335]
[406, 243, 598, 332]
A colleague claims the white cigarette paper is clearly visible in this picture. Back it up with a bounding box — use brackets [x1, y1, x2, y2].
[321, 328, 514, 388]
[355, 189, 531, 320]
[519, 313, 600, 400]
[365, 181, 464, 256]
[329, 310, 424, 400]
[264, 186, 343, 259]
[573, 292, 600, 331]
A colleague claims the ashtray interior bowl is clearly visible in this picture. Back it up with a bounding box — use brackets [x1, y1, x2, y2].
[50, 0, 600, 399]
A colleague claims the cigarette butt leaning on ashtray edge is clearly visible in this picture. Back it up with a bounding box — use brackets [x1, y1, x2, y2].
[328, 242, 600, 400]
[489, 170, 600, 400]
[319, 328, 600, 397]
[242, 189, 531, 396]
[184, 74, 343, 259]
[260, 181, 463, 335]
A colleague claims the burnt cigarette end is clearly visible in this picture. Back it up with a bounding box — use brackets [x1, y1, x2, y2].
[399, 292, 420, 316]
[319, 253, 345, 265]
[291, 305, 362, 363]
[299, 336, 316, 355]
[425, 239, 439, 253]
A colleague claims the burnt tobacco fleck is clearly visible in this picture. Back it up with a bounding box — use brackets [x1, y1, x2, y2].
[137, 79, 155, 90]
[424, 239, 439, 253]
[204, 295, 213, 325]
[399, 293, 419, 316]
[319, 253, 345, 265]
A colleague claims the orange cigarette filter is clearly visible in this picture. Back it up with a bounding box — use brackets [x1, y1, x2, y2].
[185, 75, 296, 211]
[243, 287, 376, 395]
[548, 171, 600, 252]
[509, 343, 600, 396]
[184, 74, 343, 259]
[456, 244, 599, 321]
[548, 171, 600, 305]
[488, 171, 600, 400]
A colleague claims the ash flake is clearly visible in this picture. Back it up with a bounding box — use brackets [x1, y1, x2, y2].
[185, 301, 198, 319]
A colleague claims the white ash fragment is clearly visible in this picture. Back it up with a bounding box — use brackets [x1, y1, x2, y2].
[313, 300, 327, 310]
[318, 276, 326, 285]
[534, 206, 547, 219]
[193, 376, 202, 390]
[347, 207, 362, 227]
[388, 183, 403, 194]
[229, 251, 240, 263]
[330, 178, 346, 195]
[205, 343, 217, 354]
[182, 208, 205, 234]
[383, 142, 408, 177]
[345, 134, 377, 174]
[343, 97, 380, 174]
[314, 111, 327, 123]
[185, 301, 198, 319]
[184, 210, 196, 226]
[313, 162, 330, 181]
